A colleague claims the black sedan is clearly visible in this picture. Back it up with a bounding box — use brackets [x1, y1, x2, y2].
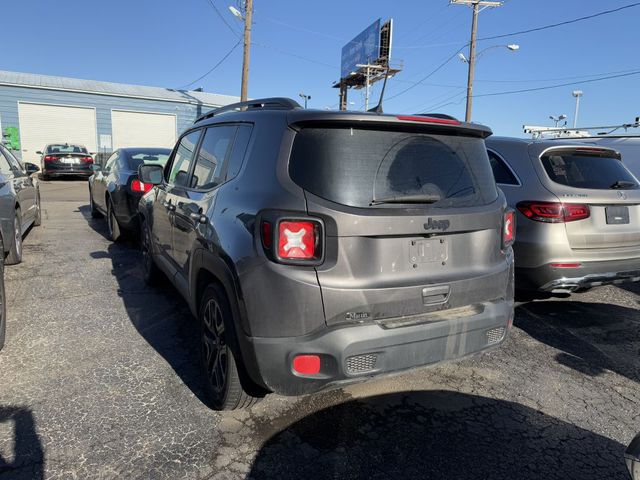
[88, 147, 171, 241]
[0, 143, 41, 265]
[37, 143, 95, 180]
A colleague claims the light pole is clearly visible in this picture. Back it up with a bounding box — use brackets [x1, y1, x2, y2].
[457, 44, 519, 121]
[299, 93, 311, 109]
[549, 114, 567, 128]
[572, 90, 583, 128]
[229, 1, 253, 102]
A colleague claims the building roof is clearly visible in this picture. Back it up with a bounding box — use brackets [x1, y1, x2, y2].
[0, 70, 239, 107]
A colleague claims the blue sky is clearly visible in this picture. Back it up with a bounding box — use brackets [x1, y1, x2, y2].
[3, 0, 639, 136]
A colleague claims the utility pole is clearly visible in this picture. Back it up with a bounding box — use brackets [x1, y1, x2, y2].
[451, 0, 502, 122]
[241, 0, 253, 101]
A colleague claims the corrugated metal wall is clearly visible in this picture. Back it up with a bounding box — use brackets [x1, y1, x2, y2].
[0, 84, 219, 160]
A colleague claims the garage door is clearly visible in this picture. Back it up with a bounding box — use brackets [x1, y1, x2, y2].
[111, 110, 176, 150]
[18, 103, 97, 164]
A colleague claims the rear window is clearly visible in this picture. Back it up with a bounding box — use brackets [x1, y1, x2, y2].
[289, 127, 497, 208]
[46, 144, 87, 154]
[541, 150, 639, 190]
[126, 150, 171, 170]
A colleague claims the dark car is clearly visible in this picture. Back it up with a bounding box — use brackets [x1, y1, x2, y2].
[37, 143, 94, 180]
[0, 144, 41, 265]
[627, 433, 640, 479]
[138, 98, 515, 410]
[0, 229, 6, 353]
[487, 137, 640, 295]
[88, 147, 171, 241]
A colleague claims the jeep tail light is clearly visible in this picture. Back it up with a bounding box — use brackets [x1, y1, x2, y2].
[131, 179, 153, 193]
[261, 221, 272, 248]
[516, 201, 590, 223]
[503, 209, 515, 248]
[277, 220, 320, 260]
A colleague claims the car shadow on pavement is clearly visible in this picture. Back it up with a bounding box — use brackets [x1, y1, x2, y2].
[0, 406, 43, 480]
[81, 205, 209, 407]
[248, 390, 626, 479]
[515, 300, 640, 382]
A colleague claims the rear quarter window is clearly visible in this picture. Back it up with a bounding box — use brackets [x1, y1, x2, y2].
[289, 127, 497, 208]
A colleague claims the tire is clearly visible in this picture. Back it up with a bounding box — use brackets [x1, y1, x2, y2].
[106, 199, 122, 242]
[6, 209, 22, 265]
[33, 191, 42, 227]
[0, 246, 5, 352]
[89, 187, 102, 218]
[140, 217, 161, 286]
[199, 284, 260, 410]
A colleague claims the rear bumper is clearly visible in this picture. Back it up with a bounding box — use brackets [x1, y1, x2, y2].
[518, 257, 640, 292]
[248, 297, 514, 396]
[44, 164, 92, 177]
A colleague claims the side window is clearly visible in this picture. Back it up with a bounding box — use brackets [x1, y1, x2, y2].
[0, 148, 13, 173]
[168, 130, 201, 187]
[191, 126, 236, 190]
[2, 147, 23, 172]
[104, 152, 119, 172]
[488, 151, 519, 186]
[227, 125, 253, 180]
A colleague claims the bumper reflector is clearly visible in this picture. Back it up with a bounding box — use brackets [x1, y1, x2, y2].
[550, 263, 582, 268]
[293, 355, 321, 375]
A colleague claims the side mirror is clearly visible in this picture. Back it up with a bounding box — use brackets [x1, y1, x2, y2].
[626, 433, 640, 480]
[138, 164, 164, 185]
[24, 163, 40, 175]
[90, 164, 102, 172]
[36, 151, 43, 155]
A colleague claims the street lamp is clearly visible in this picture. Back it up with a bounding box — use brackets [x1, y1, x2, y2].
[228, 2, 253, 102]
[299, 93, 311, 109]
[549, 114, 567, 128]
[572, 90, 583, 128]
[460, 44, 519, 122]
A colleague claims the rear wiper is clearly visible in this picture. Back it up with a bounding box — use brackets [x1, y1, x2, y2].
[370, 193, 441, 205]
[609, 180, 636, 189]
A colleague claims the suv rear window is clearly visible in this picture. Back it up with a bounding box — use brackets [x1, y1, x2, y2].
[540, 149, 639, 190]
[289, 127, 497, 208]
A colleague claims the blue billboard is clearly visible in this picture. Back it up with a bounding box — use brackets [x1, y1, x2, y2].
[341, 19, 381, 79]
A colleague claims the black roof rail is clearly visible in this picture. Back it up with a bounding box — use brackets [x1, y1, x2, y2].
[416, 113, 459, 121]
[195, 97, 302, 124]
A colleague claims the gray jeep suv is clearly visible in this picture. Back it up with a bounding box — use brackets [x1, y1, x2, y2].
[138, 98, 515, 410]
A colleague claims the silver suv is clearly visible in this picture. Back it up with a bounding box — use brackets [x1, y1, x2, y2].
[138, 98, 515, 410]
[487, 137, 640, 294]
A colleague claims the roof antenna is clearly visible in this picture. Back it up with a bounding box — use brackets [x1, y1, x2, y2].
[368, 66, 390, 114]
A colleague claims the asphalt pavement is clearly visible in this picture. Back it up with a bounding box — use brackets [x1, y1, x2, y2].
[0, 179, 638, 479]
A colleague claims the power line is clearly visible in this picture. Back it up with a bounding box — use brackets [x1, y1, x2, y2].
[476, 67, 640, 84]
[203, 0, 242, 39]
[251, 42, 336, 69]
[178, 40, 242, 89]
[478, 2, 640, 41]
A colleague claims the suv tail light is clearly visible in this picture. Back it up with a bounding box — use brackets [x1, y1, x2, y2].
[503, 209, 515, 248]
[131, 179, 153, 193]
[44, 155, 57, 162]
[517, 201, 590, 223]
[261, 217, 324, 264]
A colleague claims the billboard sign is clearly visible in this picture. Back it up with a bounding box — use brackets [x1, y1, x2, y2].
[340, 19, 381, 79]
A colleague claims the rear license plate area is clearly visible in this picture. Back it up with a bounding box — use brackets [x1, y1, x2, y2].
[606, 206, 629, 225]
[409, 238, 448, 264]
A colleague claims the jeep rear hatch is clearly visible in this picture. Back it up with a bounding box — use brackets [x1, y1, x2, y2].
[288, 119, 511, 327]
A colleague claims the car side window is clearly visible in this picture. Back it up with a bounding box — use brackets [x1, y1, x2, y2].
[227, 125, 253, 180]
[104, 152, 119, 173]
[0, 147, 13, 173]
[488, 150, 519, 186]
[191, 126, 237, 190]
[2, 147, 23, 172]
[168, 130, 201, 187]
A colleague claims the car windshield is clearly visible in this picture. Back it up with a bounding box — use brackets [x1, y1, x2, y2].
[46, 144, 87, 154]
[540, 149, 639, 189]
[126, 150, 171, 170]
[289, 126, 497, 208]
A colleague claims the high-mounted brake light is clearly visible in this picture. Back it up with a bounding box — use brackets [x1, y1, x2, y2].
[131, 179, 153, 193]
[396, 115, 461, 125]
[278, 221, 319, 260]
[517, 201, 589, 223]
[503, 209, 515, 248]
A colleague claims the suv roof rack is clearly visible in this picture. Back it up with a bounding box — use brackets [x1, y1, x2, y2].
[416, 113, 459, 121]
[195, 97, 302, 124]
